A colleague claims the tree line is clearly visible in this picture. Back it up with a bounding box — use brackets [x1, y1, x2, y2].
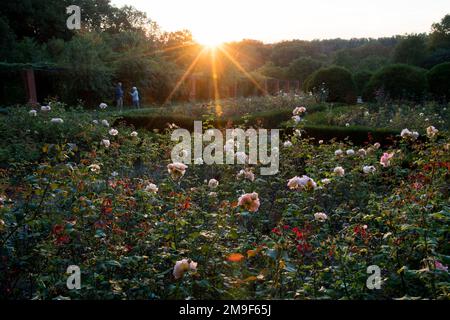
[1, 0, 449, 105]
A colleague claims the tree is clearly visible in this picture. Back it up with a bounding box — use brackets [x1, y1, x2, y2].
[270, 41, 309, 67]
[356, 55, 389, 72]
[334, 41, 396, 71]
[422, 49, 450, 69]
[393, 34, 427, 66]
[430, 14, 450, 50]
[257, 62, 286, 79]
[286, 57, 322, 82]
[56, 33, 113, 105]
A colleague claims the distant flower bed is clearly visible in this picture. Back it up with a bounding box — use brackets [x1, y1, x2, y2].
[0, 102, 448, 300]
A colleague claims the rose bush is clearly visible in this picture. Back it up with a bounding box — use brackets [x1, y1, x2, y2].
[0, 102, 448, 300]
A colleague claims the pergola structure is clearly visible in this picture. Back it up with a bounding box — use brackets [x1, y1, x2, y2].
[0, 62, 58, 106]
[0, 62, 302, 105]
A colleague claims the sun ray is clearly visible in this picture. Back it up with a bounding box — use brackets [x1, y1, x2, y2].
[172, 50, 197, 64]
[154, 41, 198, 55]
[210, 48, 223, 116]
[164, 47, 208, 104]
[218, 45, 267, 95]
[121, 42, 199, 63]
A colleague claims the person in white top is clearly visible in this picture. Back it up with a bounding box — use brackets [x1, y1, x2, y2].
[130, 86, 140, 108]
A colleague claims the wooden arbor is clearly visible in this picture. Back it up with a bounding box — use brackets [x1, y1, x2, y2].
[0, 62, 57, 106]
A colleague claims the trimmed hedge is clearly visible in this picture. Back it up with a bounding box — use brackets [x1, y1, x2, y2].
[364, 64, 427, 101]
[300, 125, 398, 145]
[304, 66, 357, 104]
[427, 62, 450, 101]
[117, 109, 294, 131]
[118, 109, 399, 144]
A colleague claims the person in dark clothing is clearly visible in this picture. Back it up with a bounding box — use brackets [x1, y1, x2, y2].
[115, 82, 124, 110]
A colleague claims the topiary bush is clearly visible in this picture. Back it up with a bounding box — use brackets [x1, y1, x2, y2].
[304, 66, 356, 104]
[364, 64, 427, 101]
[427, 62, 450, 101]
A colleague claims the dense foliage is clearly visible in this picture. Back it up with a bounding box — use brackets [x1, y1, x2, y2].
[427, 62, 450, 101]
[364, 64, 428, 102]
[1, 3, 450, 105]
[0, 98, 448, 300]
[305, 66, 356, 104]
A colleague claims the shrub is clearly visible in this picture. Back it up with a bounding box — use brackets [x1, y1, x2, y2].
[421, 49, 450, 69]
[364, 64, 427, 101]
[304, 66, 356, 104]
[353, 71, 373, 96]
[427, 62, 450, 101]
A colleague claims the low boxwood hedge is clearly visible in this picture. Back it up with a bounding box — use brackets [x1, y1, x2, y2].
[118, 109, 398, 144]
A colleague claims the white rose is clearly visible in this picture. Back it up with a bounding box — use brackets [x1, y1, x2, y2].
[314, 212, 328, 222]
[101, 139, 110, 148]
[208, 179, 219, 189]
[362, 165, 376, 174]
[50, 118, 64, 124]
[333, 166, 345, 177]
[109, 128, 118, 136]
[144, 183, 158, 194]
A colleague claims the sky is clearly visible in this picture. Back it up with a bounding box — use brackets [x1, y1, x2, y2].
[111, 0, 450, 44]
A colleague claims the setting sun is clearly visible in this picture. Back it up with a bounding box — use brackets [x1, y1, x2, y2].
[196, 35, 225, 49]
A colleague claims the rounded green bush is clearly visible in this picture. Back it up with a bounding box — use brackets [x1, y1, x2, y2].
[304, 66, 356, 104]
[364, 64, 427, 101]
[427, 62, 450, 101]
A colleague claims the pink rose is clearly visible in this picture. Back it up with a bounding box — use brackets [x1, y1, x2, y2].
[238, 192, 260, 212]
[380, 152, 394, 168]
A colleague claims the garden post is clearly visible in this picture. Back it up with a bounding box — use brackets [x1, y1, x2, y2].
[24, 68, 38, 105]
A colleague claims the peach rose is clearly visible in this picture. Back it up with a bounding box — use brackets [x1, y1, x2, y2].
[238, 192, 260, 212]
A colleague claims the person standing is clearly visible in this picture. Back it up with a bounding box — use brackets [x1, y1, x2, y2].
[115, 82, 124, 111]
[130, 86, 140, 108]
